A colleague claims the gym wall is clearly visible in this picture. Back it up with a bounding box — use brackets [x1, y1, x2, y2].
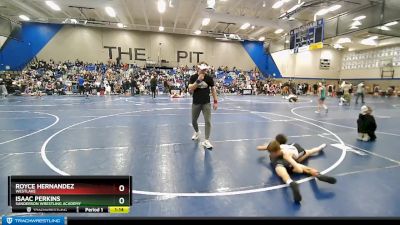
[37, 25, 257, 70]
[272, 46, 400, 81]
[271, 48, 342, 79]
[0, 36, 7, 50]
[340, 68, 400, 79]
[339, 44, 400, 79]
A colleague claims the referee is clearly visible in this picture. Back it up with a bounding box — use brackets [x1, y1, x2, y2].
[188, 62, 218, 150]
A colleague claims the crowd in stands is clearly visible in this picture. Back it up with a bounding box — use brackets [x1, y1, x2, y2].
[0, 59, 399, 99]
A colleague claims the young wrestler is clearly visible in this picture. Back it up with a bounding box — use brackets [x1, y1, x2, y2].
[257, 139, 336, 202]
[273, 134, 326, 163]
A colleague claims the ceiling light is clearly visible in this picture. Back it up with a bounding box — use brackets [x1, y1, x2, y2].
[351, 21, 362, 26]
[287, 2, 304, 13]
[378, 26, 390, 31]
[224, 33, 241, 40]
[105, 6, 116, 17]
[288, 17, 295, 21]
[207, 0, 216, 9]
[216, 37, 229, 41]
[350, 26, 359, 30]
[328, 5, 342, 11]
[117, 23, 124, 28]
[70, 19, 78, 24]
[368, 36, 378, 40]
[158, 0, 167, 13]
[194, 30, 201, 35]
[282, 0, 291, 2]
[274, 28, 284, 34]
[251, 25, 255, 29]
[169, 0, 174, 8]
[285, 40, 289, 43]
[333, 44, 344, 49]
[337, 37, 351, 44]
[202, 18, 211, 26]
[262, 1, 266, 7]
[361, 38, 377, 46]
[315, 8, 329, 16]
[240, 23, 250, 30]
[384, 21, 398, 26]
[353, 15, 366, 21]
[19, 15, 30, 21]
[45, 1, 61, 11]
[272, 1, 284, 9]
[159, 26, 165, 32]
[259, 36, 265, 41]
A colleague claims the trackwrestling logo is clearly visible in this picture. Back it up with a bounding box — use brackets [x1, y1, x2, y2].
[2, 216, 64, 225]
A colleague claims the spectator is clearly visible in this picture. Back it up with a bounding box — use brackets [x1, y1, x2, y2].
[35, 79, 43, 97]
[65, 79, 72, 92]
[341, 81, 352, 105]
[105, 84, 111, 95]
[150, 75, 157, 99]
[313, 83, 318, 95]
[355, 81, 365, 104]
[45, 82, 54, 95]
[78, 76, 85, 95]
[0, 77, 7, 98]
[357, 105, 377, 142]
[130, 76, 138, 96]
[315, 82, 328, 114]
[84, 80, 91, 97]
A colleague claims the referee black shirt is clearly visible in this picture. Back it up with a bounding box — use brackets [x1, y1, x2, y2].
[189, 73, 215, 105]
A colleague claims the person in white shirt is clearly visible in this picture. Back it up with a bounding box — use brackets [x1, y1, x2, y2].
[65, 79, 72, 92]
[35, 80, 42, 97]
[257, 134, 326, 163]
[105, 84, 111, 95]
[284, 93, 298, 102]
[0, 78, 7, 98]
[355, 81, 365, 104]
[340, 81, 352, 105]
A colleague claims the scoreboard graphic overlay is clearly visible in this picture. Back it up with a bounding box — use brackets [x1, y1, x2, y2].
[8, 176, 132, 214]
[290, 19, 324, 53]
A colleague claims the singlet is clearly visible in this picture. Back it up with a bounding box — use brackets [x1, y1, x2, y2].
[280, 144, 300, 159]
[320, 87, 326, 98]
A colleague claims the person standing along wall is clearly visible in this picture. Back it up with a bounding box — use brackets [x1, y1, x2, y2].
[313, 83, 318, 95]
[0, 77, 7, 98]
[315, 82, 328, 114]
[150, 75, 157, 99]
[78, 76, 85, 95]
[355, 81, 365, 105]
[341, 81, 352, 105]
[130, 76, 138, 96]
